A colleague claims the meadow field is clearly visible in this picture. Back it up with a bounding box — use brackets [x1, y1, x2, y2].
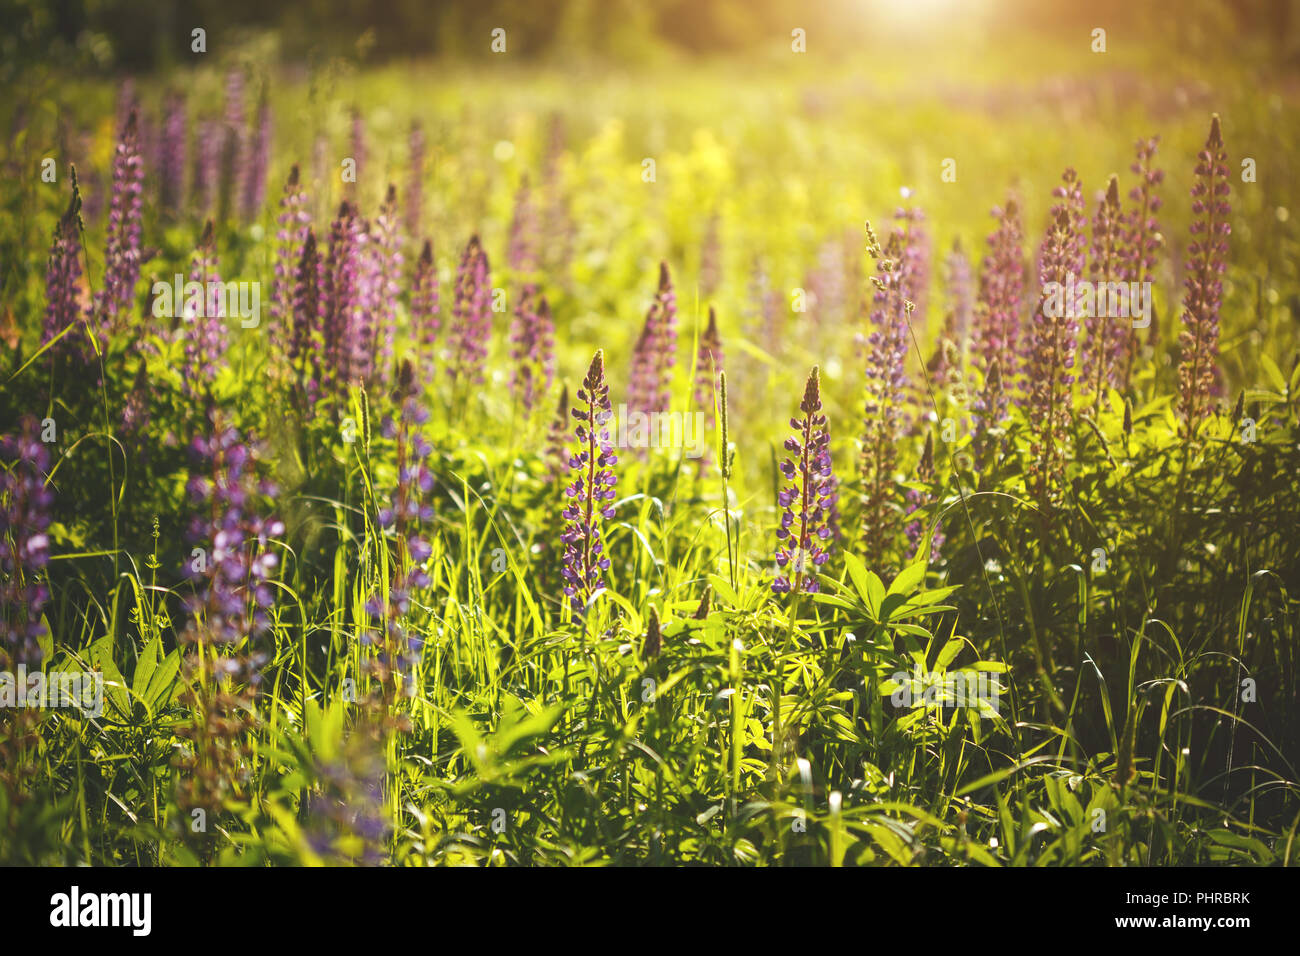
[2, 5, 1299, 866]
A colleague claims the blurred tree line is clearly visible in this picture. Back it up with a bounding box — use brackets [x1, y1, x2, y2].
[2, 0, 1299, 72]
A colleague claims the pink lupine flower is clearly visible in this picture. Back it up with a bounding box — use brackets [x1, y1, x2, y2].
[1178, 114, 1231, 436]
[43, 183, 90, 364]
[159, 91, 188, 214]
[182, 221, 227, 399]
[692, 306, 724, 468]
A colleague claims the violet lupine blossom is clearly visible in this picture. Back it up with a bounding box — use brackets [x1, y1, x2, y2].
[289, 229, 322, 405]
[272, 165, 311, 332]
[159, 91, 188, 214]
[0, 418, 55, 670]
[773, 366, 836, 596]
[412, 240, 440, 377]
[321, 202, 362, 395]
[182, 222, 227, 399]
[447, 235, 492, 389]
[972, 198, 1025, 426]
[561, 351, 618, 614]
[1083, 175, 1126, 406]
[181, 419, 283, 653]
[649, 262, 678, 413]
[365, 360, 434, 701]
[43, 185, 89, 363]
[626, 312, 657, 418]
[1048, 167, 1089, 284]
[176, 417, 282, 820]
[904, 432, 945, 563]
[894, 200, 930, 325]
[692, 306, 724, 467]
[1120, 136, 1164, 388]
[194, 119, 221, 214]
[406, 121, 425, 238]
[943, 237, 974, 344]
[348, 212, 378, 386]
[1026, 209, 1080, 508]
[507, 175, 539, 281]
[509, 287, 555, 416]
[858, 226, 910, 556]
[98, 109, 144, 330]
[1179, 114, 1231, 436]
[121, 359, 150, 451]
[240, 92, 272, 223]
[544, 385, 569, 487]
[368, 185, 404, 386]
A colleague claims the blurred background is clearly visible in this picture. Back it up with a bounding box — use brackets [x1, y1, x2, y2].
[3, 0, 1300, 73]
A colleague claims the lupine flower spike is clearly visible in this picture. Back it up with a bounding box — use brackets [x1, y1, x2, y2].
[773, 366, 836, 595]
[561, 351, 618, 614]
[1178, 114, 1230, 436]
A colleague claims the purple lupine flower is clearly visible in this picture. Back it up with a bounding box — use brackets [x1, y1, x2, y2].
[97, 109, 144, 330]
[240, 91, 272, 222]
[805, 236, 847, 333]
[1083, 175, 1126, 406]
[509, 287, 555, 416]
[321, 202, 362, 395]
[365, 360, 434, 704]
[692, 306, 724, 468]
[181, 221, 227, 399]
[368, 185, 404, 386]
[773, 366, 836, 595]
[650, 261, 681, 411]
[349, 211, 378, 386]
[289, 229, 322, 405]
[1048, 167, 1089, 283]
[219, 68, 247, 221]
[176, 414, 282, 820]
[943, 237, 974, 343]
[0, 417, 55, 670]
[700, 211, 722, 298]
[406, 121, 425, 238]
[544, 384, 569, 487]
[972, 197, 1025, 427]
[43, 182, 89, 363]
[1026, 209, 1080, 507]
[181, 417, 283, 651]
[560, 351, 618, 614]
[1120, 136, 1164, 389]
[904, 432, 944, 563]
[159, 91, 188, 214]
[627, 312, 657, 418]
[447, 235, 492, 389]
[507, 174, 539, 280]
[412, 240, 439, 379]
[272, 165, 311, 332]
[858, 225, 910, 556]
[1179, 115, 1231, 436]
[893, 198, 930, 325]
[194, 118, 221, 214]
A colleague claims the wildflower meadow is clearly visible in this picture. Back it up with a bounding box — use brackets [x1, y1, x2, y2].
[1, 0, 1299, 877]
